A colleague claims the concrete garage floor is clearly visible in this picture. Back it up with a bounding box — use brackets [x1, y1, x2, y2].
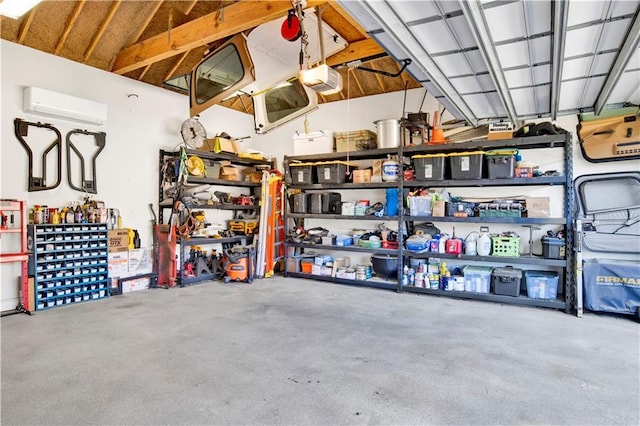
[1, 277, 638, 425]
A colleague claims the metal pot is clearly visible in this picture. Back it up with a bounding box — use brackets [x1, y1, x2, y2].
[370, 252, 398, 280]
[374, 119, 401, 148]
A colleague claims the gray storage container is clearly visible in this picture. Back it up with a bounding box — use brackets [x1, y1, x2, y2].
[309, 193, 323, 214]
[492, 266, 522, 297]
[291, 193, 308, 213]
[322, 192, 342, 214]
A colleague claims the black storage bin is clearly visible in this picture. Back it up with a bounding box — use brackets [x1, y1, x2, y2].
[486, 151, 516, 179]
[412, 154, 448, 180]
[492, 266, 522, 297]
[542, 236, 565, 259]
[322, 192, 341, 214]
[291, 193, 308, 213]
[449, 151, 485, 179]
[289, 162, 316, 184]
[309, 193, 323, 214]
[315, 161, 356, 184]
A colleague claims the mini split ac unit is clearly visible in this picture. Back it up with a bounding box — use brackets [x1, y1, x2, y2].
[23, 87, 108, 126]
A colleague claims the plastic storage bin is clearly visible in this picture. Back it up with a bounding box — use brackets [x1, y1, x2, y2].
[412, 153, 447, 180]
[308, 193, 323, 214]
[291, 193, 308, 213]
[485, 150, 516, 179]
[408, 196, 432, 216]
[524, 270, 559, 299]
[542, 236, 565, 259]
[315, 161, 357, 184]
[288, 162, 316, 184]
[463, 265, 492, 293]
[491, 235, 520, 257]
[449, 151, 485, 179]
[492, 266, 523, 296]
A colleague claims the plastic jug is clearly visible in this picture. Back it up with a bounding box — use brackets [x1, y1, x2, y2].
[464, 231, 479, 256]
[477, 227, 492, 256]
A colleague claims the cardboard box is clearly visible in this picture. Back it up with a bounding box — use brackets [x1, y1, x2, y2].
[108, 229, 129, 252]
[372, 160, 383, 176]
[219, 161, 239, 181]
[128, 248, 152, 273]
[353, 169, 372, 183]
[203, 137, 239, 154]
[432, 200, 446, 217]
[526, 197, 551, 218]
[242, 168, 263, 183]
[122, 277, 150, 293]
[331, 257, 351, 277]
[487, 122, 514, 140]
[27, 277, 36, 312]
[108, 251, 129, 277]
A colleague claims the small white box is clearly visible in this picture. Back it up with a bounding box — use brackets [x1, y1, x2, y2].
[108, 252, 128, 277]
[128, 248, 152, 273]
[292, 131, 334, 155]
[122, 277, 150, 293]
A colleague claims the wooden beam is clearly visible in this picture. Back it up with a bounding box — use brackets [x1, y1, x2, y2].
[325, 2, 368, 38]
[112, 0, 325, 75]
[366, 61, 387, 92]
[139, 64, 152, 80]
[17, 9, 36, 44]
[131, 0, 164, 44]
[326, 39, 384, 67]
[164, 50, 190, 81]
[83, 0, 122, 63]
[348, 68, 364, 96]
[55, 0, 85, 54]
[183, 0, 199, 15]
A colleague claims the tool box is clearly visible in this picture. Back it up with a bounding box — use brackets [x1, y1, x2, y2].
[542, 236, 565, 259]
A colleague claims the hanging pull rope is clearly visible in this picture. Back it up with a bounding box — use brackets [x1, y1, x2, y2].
[316, 5, 325, 64]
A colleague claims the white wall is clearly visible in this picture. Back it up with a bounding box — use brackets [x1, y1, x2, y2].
[0, 40, 255, 310]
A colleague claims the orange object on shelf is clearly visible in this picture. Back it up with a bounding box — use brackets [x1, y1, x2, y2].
[429, 110, 446, 144]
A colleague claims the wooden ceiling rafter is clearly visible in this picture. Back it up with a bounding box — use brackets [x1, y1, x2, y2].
[164, 49, 190, 81]
[83, 0, 122, 63]
[54, 0, 86, 55]
[365, 61, 387, 92]
[112, 0, 325, 75]
[325, 38, 385, 67]
[325, 2, 368, 39]
[183, 0, 199, 15]
[139, 64, 152, 80]
[348, 68, 364, 96]
[130, 0, 164, 45]
[17, 9, 36, 45]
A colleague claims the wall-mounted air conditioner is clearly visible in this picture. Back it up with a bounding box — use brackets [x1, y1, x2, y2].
[23, 86, 108, 126]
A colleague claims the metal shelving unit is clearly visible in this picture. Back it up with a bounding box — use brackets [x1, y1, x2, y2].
[283, 132, 575, 313]
[28, 223, 109, 311]
[159, 149, 274, 286]
[0, 200, 29, 314]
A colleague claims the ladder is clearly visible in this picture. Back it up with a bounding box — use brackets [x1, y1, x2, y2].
[256, 171, 284, 278]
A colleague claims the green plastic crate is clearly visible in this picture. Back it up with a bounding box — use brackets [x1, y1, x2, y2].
[491, 236, 520, 257]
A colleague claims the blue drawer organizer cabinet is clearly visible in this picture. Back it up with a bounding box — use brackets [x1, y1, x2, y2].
[283, 132, 576, 314]
[28, 223, 109, 311]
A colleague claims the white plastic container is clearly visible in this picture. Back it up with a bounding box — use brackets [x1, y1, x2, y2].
[292, 131, 334, 155]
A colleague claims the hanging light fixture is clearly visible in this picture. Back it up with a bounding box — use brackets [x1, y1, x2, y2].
[298, 5, 343, 96]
